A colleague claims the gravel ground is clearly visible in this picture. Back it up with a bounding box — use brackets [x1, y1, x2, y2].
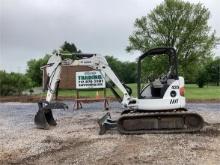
[0, 101, 220, 165]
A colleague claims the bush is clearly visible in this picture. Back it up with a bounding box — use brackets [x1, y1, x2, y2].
[196, 70, 208, 88]
[205, 58, 220, 86]
[0, 71, 33, 96]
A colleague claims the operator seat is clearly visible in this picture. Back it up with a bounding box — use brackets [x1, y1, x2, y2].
[150, 79, 163, 98]
[151, 73, 173, 98]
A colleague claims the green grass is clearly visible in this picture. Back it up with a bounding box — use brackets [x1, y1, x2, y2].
[56, 84, 220, 100]
[185, 84, 220, 100]
[57, 83, 137, 98]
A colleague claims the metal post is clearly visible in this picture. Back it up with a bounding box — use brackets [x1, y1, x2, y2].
[104, 88, 109, 110]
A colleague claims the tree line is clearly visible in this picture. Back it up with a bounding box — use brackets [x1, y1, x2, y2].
[0, 41, 218, 96]
[0, 71, 32, 96]
[1, 0, 220, 96]
[25, 42, 138, 86]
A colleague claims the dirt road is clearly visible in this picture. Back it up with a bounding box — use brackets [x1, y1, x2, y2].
[0, 102, 220, 164]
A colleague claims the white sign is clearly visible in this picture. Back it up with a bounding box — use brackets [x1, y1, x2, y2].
[76, 71, 106, 89]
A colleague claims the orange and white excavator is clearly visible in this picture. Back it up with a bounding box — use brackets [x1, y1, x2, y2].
[34, 47, 204, 134]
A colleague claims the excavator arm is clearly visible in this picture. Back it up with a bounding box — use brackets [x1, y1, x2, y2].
[34, 53, 136, 129]
[34, 54, 68, 129]
[70, 54, 135, 107]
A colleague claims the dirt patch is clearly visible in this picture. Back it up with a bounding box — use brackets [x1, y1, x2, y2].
[200, 123, 220, 137]
[9, 127, 220, 165]
[0, 102, 220, 164]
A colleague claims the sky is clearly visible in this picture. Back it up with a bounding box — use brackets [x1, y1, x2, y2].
[0, 0, 220, 73]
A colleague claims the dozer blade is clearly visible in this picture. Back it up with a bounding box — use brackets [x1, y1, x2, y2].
[97, 112, 117, 135]
[34, 101, 68, 129]
[117, 112, 204, 134]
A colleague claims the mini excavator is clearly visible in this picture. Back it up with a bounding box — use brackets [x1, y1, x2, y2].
[34, 47, 204, 134]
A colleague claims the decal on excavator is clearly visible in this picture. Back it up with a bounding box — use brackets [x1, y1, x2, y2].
[171, 86, 179, 89]
[170, 99, 178, 104]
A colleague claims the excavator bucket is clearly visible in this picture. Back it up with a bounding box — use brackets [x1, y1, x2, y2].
[34, 101, 68, 129]
[34, 109, 57, 129]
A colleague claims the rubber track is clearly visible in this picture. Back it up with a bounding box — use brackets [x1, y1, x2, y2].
[117, 111, 204, 134]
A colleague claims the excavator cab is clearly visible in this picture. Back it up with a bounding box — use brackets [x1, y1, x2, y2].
[98, 47, 204, 135]
[137, 47, 178, 99]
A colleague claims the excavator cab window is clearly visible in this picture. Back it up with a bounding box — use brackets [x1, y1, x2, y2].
[137, 48, 178, 99]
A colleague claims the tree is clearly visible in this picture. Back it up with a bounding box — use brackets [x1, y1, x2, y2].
[60, 41, 81, 60]
[206, 58, 220, 86]
[0, 71, 16, 96]
[0, 71, 32, 96]
[61, 41, 80, 53]
[121, 62, 137, 83]
[26, 55, 50, 86]
[105, 56, 136, 84]
[126, 0, 219, 82]
[196, 69, 208, 88]
[26, 41, 81, 86]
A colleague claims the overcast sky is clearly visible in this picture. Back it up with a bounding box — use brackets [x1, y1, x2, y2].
[0, 0, 220, 73]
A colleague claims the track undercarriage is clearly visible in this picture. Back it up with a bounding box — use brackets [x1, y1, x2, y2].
[98, 109, 204, 135]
